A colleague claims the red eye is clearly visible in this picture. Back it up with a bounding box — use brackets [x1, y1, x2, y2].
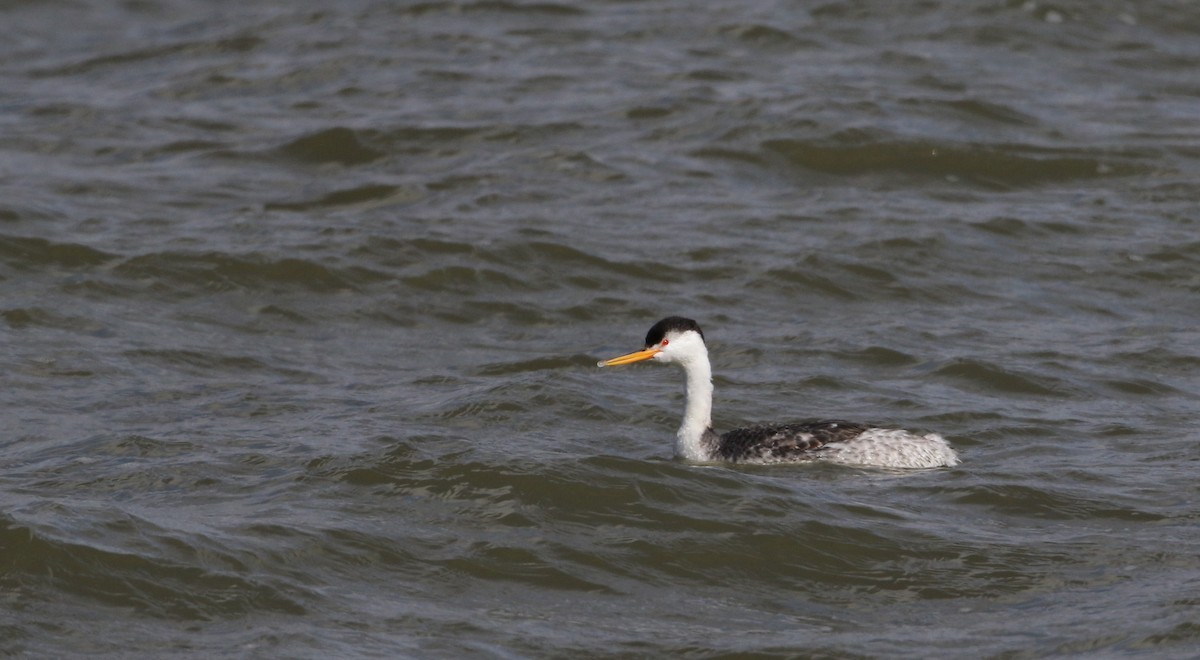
[661, 339, 669, 346]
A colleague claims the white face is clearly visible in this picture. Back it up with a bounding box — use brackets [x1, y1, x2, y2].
[650, 329, 705, 365]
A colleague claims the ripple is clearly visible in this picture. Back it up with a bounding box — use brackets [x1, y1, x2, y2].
[275, 127, 385, 166]
[0, 235, 115, 269]
[1, 512, 308, 620]
[717, 23, 815, 49]
[266, 183, 421, 211]
[833, 346, 920, 367]
[476, 355, 588, 376]
[402, 265, 532, 294]
[398, 1, 586, 17]
[123, 349, 324, 383]
[930, 358, 1077, 397]
[113, 251, 389, 294]
[760, 138, 1146, 187]
[949, 482, 1167, 522]
[1, 306, 112, 336]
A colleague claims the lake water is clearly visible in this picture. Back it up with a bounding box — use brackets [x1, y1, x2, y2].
[3, 1, 1199, 657]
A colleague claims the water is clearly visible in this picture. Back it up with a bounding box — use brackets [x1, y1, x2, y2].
[3, 1, 1199, 656]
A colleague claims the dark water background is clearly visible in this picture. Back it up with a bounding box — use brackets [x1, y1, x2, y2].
[3, 1, 1199, 657]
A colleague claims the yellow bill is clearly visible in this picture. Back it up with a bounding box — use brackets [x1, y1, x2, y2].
[596, 347, 660, 368]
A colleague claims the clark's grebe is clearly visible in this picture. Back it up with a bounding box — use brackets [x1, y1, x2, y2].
[597, 316, 959, 468]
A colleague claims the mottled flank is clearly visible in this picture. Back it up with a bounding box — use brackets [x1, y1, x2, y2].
[816, 427, 961, 469]
[714, 419, 869, 462]
[711, 421, 959, 468]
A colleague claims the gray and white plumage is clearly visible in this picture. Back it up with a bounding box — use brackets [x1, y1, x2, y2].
[598, 316, 959, 469]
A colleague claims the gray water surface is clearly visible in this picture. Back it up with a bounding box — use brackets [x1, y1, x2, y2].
[3, 1, 1199, 657]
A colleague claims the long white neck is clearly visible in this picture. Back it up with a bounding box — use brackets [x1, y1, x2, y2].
[674, 352, 715, 461]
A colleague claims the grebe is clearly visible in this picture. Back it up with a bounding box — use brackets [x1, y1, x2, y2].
[597, 316, 958, 468]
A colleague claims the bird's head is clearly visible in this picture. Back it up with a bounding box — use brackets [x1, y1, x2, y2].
[597, 316, 707, 368]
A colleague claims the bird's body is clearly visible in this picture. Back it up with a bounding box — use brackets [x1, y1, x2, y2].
[597, 316, 959, 469]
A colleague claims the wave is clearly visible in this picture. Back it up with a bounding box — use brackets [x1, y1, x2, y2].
[1, 511, 309, 621]
[696, 137, 1147, 189]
